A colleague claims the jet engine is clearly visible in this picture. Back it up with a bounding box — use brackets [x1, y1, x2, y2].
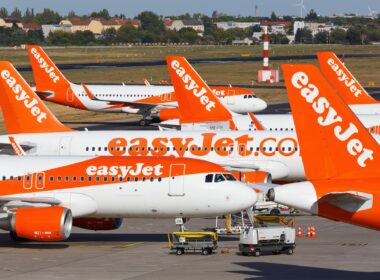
[0, 207, 73, 241]
[241, 171, 272, 184]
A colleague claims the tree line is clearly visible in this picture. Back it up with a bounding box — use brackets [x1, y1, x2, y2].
[0, 7, 379, 46]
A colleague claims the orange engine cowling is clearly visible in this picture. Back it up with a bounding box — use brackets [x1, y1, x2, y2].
[73, 218, 123, 231]
[240, 171, 272, 184]
[159, 108, 181, 121]
[11, 207, 72, 241]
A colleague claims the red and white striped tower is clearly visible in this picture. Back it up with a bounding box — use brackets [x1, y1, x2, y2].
[263, 26, 269, 71]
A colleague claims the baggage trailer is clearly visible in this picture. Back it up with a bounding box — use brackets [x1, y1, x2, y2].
[239, 225, 296, 256]
[168, 232, 218, 256]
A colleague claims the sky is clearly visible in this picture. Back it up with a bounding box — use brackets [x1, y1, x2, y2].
[0, 0, 379, 18]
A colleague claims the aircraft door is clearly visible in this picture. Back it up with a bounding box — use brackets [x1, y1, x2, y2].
[59, 137, 72, 155]
[227, 89, 235, 105]
[168, 164, 185, 196]
[66, 88, 74, 103]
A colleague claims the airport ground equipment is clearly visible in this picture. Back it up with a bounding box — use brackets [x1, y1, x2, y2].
[168, 232, 218, 255]
[239, 216, 296, 256]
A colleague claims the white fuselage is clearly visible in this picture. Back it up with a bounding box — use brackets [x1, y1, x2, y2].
[1, 130, 304, 180]
[61, 83, 267, 114]
[0, 156, 256, 218]
[161, 114, 380, 132]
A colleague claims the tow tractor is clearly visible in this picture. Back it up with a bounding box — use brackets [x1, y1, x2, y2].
[239, 216, 296, 256]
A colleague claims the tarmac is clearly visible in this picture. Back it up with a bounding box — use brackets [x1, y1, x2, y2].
[0, 215, 379, 280]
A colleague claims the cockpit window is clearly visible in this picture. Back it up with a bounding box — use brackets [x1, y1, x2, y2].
[205, 174, 213, 183]
[223, 173, 237, 181]
[214, 174, 225, 183]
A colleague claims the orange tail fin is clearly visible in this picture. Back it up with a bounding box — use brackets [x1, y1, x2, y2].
[283, 64, 380, 180]
[27, 45, 71, 96]
[0, 61, 72, 134]
[317, 52, 377, 105]
[166, 56, 233, 123]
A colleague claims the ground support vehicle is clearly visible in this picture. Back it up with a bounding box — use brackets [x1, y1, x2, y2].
[168, 232, 218, 256]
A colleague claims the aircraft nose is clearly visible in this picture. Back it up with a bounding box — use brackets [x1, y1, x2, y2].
[255, 98, 267, 112]
[230, 183, 258, 211]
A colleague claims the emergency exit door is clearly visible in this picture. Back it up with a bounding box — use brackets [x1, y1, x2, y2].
[227, 89, 235, 105]
[168, 164, 185, 196]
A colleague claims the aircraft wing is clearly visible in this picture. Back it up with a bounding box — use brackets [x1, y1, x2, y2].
[0, 142, 34, 155]
[318, 192, 372, 213]
[0, 196, 61, 206]
[220, 162, 260, 171]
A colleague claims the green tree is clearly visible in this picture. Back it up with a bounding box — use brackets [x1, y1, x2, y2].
[23, 8, 35, 23]
[90, 9, 110, 19]
[305, 9, 318, 21]
[346, 26, 364, 44]
[11, 8, 22, 19]
[329, 28, 346, 43]
[35, 8, 61, 24]
[270, 11, 278, 21]
[72, 30, 96, 45]
[314, 31, 328, 43]
[0, 7, 8, 18]
[46, 30, 72, 45]
[116, 24, 141, 43]
[178, 28, 200, 44]
[67, 10, 77, 18]
[295, 28, 313, 43]
[137, 11, 165, 34]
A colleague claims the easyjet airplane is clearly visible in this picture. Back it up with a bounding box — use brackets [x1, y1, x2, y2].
[2, 60, 380, 183]
[26, 45, 267, 126]
[159, 54, 380, 132]
[318, 51, 380, 114]
[268, 64, 380, 230]
[0, 155, 256, 241]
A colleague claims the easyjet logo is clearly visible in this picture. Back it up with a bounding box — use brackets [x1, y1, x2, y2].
[0, 70, 47, 123]
[327, 58, 362, 97]
[291, 71, 373, 167]
[170, 60, 216, 111]
[212, 89, 226, 97]
[86, 163, 164, 177]
[30, 47, 60, 84]
[106, 134, 298, 158]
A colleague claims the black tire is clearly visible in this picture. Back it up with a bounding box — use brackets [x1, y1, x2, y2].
[270, 208, 280, 216]
[207, 248, 213, 255]
[139, 119, 150, 126]
[242, 252, 249, 256]
[287, 248, 294, 255]
[202, 248, 209, 255]
[254, 250, 261, 257]
[176, 248, 184, 256]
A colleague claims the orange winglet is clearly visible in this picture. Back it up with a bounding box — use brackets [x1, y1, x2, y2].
[317, 52, 378, 105]
[283, 64, 379, 180]
[166, 56, 232, 123]
[0, 61, 72, 134]
[82, 83, 96, 100]
[8, 136, 25, 156]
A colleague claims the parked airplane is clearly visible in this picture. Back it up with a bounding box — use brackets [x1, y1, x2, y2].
[27, 45, 267, 126]
[268, 64, 380, 230]
[159, 55, 380, 132]
[3, 60, 380, 183]
[318, 51, 380, 114]
[0, 155, 256, 241]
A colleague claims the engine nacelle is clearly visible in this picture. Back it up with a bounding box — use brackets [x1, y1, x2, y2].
[158, 108, 181, 121]
[9, 207, 72, 241]
[240, 171, 272, 184]
[73, 218, 123, 231]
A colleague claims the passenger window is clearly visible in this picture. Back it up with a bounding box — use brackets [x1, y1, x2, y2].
[134, 177, 138, 182]
[57, 176, 62, 182]
[65, 176, 69, 182]
[214, 174, 225, 183]
[104, 176, 108, 182]
[72, 176, 77, 181]
[158, 177, 162, 182]
[80, 176, 85, 182]
[49, 176, 54, 182]
[150, 177, 154, 182]
[205, 174, 213, 183]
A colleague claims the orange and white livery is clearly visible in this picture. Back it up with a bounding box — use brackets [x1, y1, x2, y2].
[2, 60, 380, 182]
[160, 56, 380, 132]
[318, 51, 380, 114]
[269, 64, 380, 230]
[27, 45, 267, 126]
[0, 155, 256, 241]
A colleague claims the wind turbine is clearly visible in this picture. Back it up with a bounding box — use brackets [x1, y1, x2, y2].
[368, 6, 378, 17]
[296, 0, 306, 18]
